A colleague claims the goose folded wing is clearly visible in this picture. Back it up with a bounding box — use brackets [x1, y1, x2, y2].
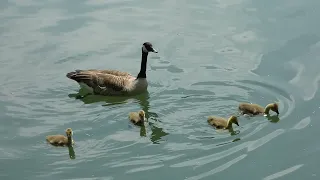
[86, 69, 132, 77]
[69, 71, 130, 92]
[97, 73, 130, 92]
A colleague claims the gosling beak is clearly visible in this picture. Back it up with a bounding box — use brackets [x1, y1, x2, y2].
[275, 110, 279, 115]
[235, 122, 239, 126]
[151, 48, 158, 53]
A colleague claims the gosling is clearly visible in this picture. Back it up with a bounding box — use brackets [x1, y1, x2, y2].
[238, 102, 279, 116]
[46, 128, 74, 146]
[129, 110, 146, 126]
[207, 115, 239, 130]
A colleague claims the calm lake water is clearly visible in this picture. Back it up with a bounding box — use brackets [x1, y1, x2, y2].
[1, 0, 320, 179]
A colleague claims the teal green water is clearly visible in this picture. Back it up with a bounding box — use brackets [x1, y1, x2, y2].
[1, 0, 320, 179]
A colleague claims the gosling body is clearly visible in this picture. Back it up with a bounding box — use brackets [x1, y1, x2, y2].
[239, 102, 279, 116]
[207, 115, 239, 129]
[46, 128, 74, 146]
[129, 110, 146, 126]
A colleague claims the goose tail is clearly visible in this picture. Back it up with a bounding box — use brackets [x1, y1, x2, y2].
[66, 70, 88, 82]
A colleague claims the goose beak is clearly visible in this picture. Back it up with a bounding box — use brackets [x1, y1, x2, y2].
[151, 48, 158, 53]
[235, 122, 239, 126]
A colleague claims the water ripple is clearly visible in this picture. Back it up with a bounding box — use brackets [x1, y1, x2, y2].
[170, 142, 250, 168]
[185, 154, 247, 180]
[0, 0, 317, 179]
[263, 164, 304, 180]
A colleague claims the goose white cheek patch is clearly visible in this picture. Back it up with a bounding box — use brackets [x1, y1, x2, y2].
[142, 45, 148, 53]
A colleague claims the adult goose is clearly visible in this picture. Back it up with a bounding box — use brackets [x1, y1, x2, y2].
[66, 42, 158, 96]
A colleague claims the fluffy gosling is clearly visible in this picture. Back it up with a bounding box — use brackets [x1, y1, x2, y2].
[207, 115, 239, 130]
[46, 128, 74, 146]
[129, 110, 146, 126]
[239, 102, 279, 116]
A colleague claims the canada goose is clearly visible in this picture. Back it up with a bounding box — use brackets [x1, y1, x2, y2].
[46, 128, 74, 146]
[129, 110, 146, 125]
[207, 115, 239, 130]
[66, 42, 158, 96]
[238, 102, 279, 116]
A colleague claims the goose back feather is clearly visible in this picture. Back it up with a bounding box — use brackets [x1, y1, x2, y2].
[85, 69, 132, 77]
[66, 70, 145, 96]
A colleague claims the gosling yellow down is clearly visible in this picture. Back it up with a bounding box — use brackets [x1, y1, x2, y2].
[238, 102, 279, 116]
[207, 115, 239, 130]
[129, 110, 146, 125]
[46, 128, 75, 146]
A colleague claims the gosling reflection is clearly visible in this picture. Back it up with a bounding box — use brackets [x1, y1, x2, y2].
[265, 114, 280, 123]
[67, 145, 76, 159]
[213, 126, 240, 136]
[140, 125, 147, 137]
[232, 138, 241, 142]
[229, 128, 240, 136]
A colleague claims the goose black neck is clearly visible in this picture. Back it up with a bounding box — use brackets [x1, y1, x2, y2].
[137, 50, 148, 78]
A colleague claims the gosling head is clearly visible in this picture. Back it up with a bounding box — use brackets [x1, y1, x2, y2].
[266, 103, 279, 115]
[138, 110, 146, 122]
[229, 116, 239, 126]
[65, 128, 73, 138]
[142, 42, 158, 53]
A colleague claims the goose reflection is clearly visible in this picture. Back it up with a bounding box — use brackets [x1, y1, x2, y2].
[68, 90, 168, 143]
[68, 89, 148, 105]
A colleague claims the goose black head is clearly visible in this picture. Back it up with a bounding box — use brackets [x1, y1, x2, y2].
[142, 42, 158, 53]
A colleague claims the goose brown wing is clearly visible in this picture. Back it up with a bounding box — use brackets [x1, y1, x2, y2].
[86, 69, 132, 77]
[66, 70, 131, 92]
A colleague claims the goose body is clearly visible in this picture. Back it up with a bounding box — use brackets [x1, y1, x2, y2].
[66, 42, 158, 96]
[46, 128, 74, 146]
[207, 116, 239, 130]
[238, 102, 279, 116]
[129, 110, 146, 125]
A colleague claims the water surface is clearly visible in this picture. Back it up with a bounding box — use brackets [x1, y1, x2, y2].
[1, 0, 320, 179]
